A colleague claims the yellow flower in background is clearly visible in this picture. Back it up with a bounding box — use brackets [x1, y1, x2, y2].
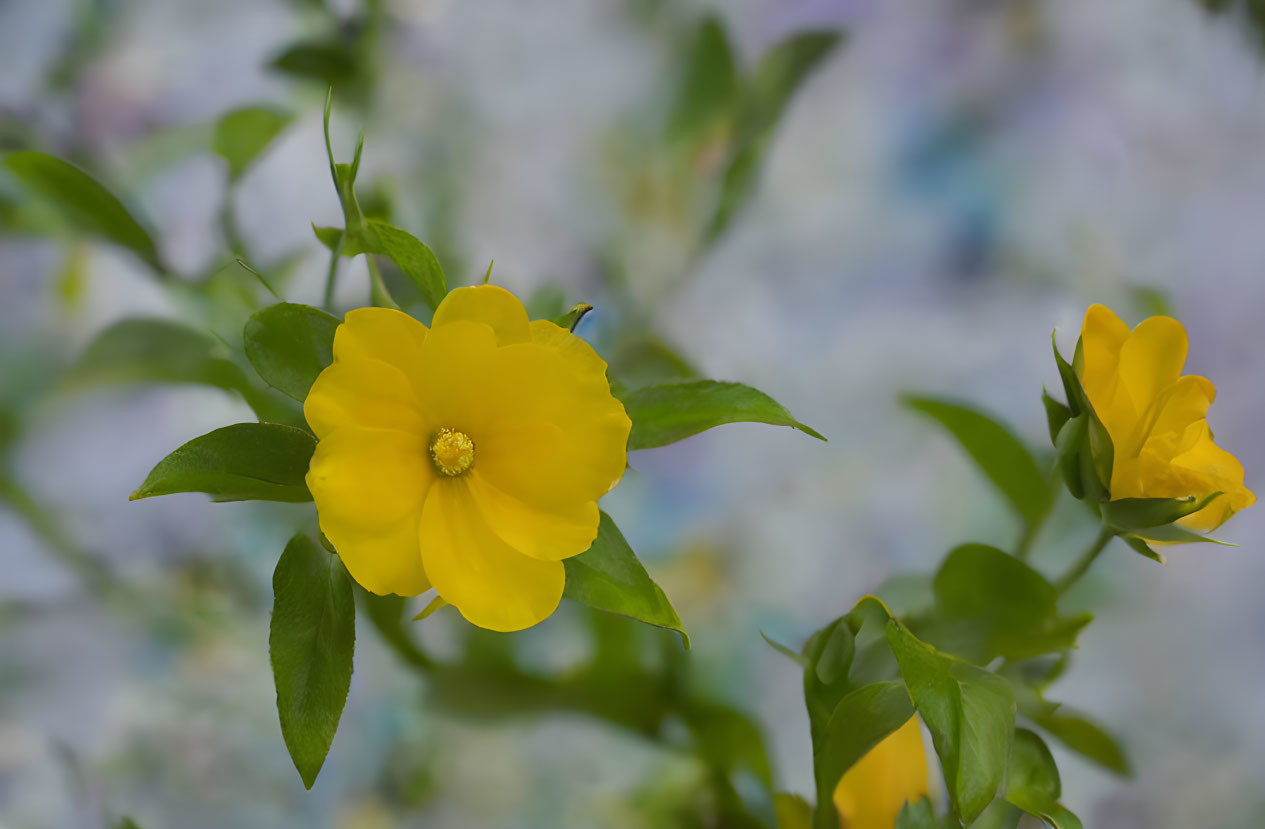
[1079, 304, 1254, 530]
[304, 285, 631, 631]
[833, 716, 929, 829]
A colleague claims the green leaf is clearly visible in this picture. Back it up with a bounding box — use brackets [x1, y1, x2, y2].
[621, 380, 825, 450]
[553, 303, 593, 332]
[896, 799, 959, 829]
[904, 396, 1050, 526]
[802, 618, 857, 739]
[74, 317, 249, 392]
[1101, 493, 1220, 531]
[1031, 708, 1130, 776]
[814, 618, 855, 685]
[270, 39, 359, 88]
[562, 512, 688, 647]
[269, 533, 355, 789]
[1042, 388, 1072, 446]
[932, 544, 1088, 662]
[886, 622, 1016, 824]
[315, 220, 448, 311]
[812, 681, 914, 826]
[667, 15, 739, 142]
[213, 106, 293, 181]
[706, 30, 842, 241]
[1122, 535, 1165, 564]
[773, 793, 812, 829]
[130, 423, 315, 503]
[1004, 728, 1060, 807]
[762, 631, 808, 667]
[1133, 523, 1235, 546]
[4, 151, 161, 270]
[243, 303, 340, 401]
[1002, 728, 1084, 828]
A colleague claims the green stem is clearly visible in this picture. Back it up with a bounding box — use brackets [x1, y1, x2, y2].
[322, 234, 344, 311]
[1054, 528, 1114, 594]
[366, 255, 400, 309]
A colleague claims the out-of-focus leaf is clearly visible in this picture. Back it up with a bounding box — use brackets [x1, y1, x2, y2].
[1122, 534, 1166, 564]
[762, 631, 808, 666]
[621, 379, 825, 449]
[563, 512, 688, 647]
[130, 423, 314, 503]
[4, 151, 161, 270]
[904, 396, 1050, 526]
[213, 106, 293, 181]
[682, 701, 774, 787]
[667, 15, 739, 142]
[269, 533, 355, 789]
[812, 681, 913, 826]
[774, 793, 812, 829]
[357, 589, 433, 671]
[932, 544, 1090, 662]
[705, 30, 842, 241]
[896, 799, 959, 829]
[74, 318, 247, 392]
[887, 622, 1015, 825]
[243, 303, 340, 401]
[271, 38, 359, 88]
[1031, 707, 1130, 776]
[801, 617, 856, 738]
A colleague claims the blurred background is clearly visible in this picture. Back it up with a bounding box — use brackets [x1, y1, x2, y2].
[3, 0, 1265, 826]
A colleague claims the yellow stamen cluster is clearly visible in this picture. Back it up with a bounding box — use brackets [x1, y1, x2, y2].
[430, 428, 475, 477]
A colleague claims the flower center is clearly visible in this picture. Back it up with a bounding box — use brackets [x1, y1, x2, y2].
[430, 427, 475, 477]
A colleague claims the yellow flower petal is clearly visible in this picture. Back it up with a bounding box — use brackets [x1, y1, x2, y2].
[1079, 303, 1130, 407]
[471, 342, 629, 509]
[833, 716, 928, 829]
[419, 478, 565, 631]
[307, 427, 434, 526]
[1170, 423, 1256, 531]
[430, 284, 531, 345]
[304, 358, 428, 439]
[333, 307, 429, 377]
[469, 470, 600, 561]
[416, 320, 501, 434]
[529, 319, 610, 377]
[1115, 315, 1188, 417]
[319, 512, 429, 596]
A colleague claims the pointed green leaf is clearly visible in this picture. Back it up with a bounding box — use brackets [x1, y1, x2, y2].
[761, 631, 808, 666]
[904, 396, 1050, 525]
[1031, 708, 1130, 776]
[812, 681, 914, 826]
[213, 106, 293, 181]
[887, 623, 1016, 824]
[553, 303, 593, 332]
[1101, 494, 1220, 530]
[358, 220, 447, 311]
[562, 512, 688, 647]
[621, 379, 825, 449]
[1132, 522, 1235, 546]
[4, 151, 161, 270]
[130, 423, 314, 503]
[1042, 388, 1072, 446]
[932, 544, 1088, 662]
[1122, 535, 1165, 563]
[269, 533, 355, 789]
[243, 302, 340, 401]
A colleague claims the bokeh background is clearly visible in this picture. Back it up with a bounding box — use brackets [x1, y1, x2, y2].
[3, 0, 1265, 827]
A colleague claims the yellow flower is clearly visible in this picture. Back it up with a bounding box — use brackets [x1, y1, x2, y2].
[304, 285, 631, 631]
[1079, 304, 1254, 531]
[832, 716, 929, 829]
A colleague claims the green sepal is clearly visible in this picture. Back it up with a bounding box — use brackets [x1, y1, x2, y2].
[1100, 492, 1221, 531]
